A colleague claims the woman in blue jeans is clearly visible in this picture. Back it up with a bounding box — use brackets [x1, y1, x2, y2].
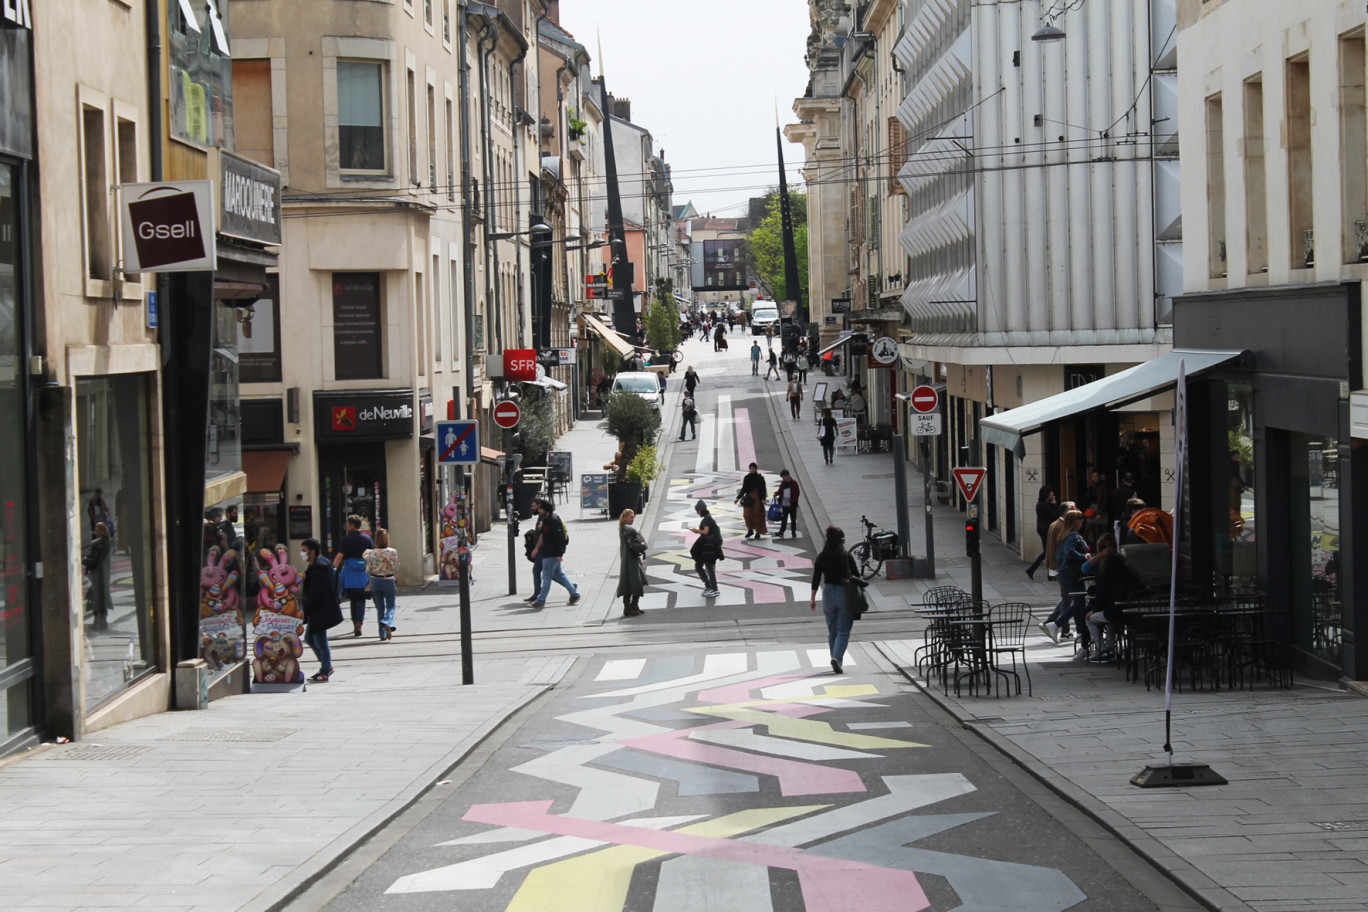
[364, 528, 400, 640]
[809, 526, 861, 674]
[1054, 511, 1093, 653]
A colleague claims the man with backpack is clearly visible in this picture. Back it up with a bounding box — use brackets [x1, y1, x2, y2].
[679, 394, 698, 440]
[527, 498, 581, 609]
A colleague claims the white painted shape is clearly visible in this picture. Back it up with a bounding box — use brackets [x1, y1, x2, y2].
[688, 728, 877, 762]
[807, 648, 855, 668]
[654, 855, 775, 912]
[695, 418, 717, 473]
[594, 652, 750, 699]
[749, 773, 977, 847]
[597, 658, 648, 682]
[715, 395, 735, 474]
[846, 721, 914, 730]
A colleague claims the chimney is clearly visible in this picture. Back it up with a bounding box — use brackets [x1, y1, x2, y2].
[546, 0, 560, 23]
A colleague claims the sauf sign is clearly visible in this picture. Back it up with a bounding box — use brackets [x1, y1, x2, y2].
[119, 180, 217, 272]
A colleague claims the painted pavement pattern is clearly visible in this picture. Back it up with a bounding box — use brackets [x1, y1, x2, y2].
[337, 649, 1161, 911]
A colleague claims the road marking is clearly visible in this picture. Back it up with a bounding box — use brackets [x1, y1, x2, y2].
[807, 648, 855, 668]
[733, 406, 757, 473]
[715, 395, 735, 473]
[695, 419, 716, 474]
[596, 658, 647, 682]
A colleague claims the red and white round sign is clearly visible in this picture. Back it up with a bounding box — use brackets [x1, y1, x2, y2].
[910, 384, 939, 414]
[493, 400, 521, 429]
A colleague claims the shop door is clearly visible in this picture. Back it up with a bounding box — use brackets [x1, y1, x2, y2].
[319, 442, 387, 555]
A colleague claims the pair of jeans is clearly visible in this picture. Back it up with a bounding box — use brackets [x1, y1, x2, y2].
[530, 558, 542, 595]
[789, 397, 801, 419]
[822, 582, 854, 664]
[348, 595, 367, 625]
[821, 440, 835, 464]
[1085, 613, 1114, 654]
[304, 624, 332, 674]
[535, 556, 579, 603]
[779, 505, 798, 536]
[680, 414, 696, 438]
[695, 559, 717, 591]
[751, 358, 760, 375]
[1055, 569, 1089, 645]
[370, 576, 397, 632]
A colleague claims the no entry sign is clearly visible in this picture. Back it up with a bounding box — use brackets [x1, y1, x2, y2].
[493, 400, 521, 429]
[910, 385, 939, 414]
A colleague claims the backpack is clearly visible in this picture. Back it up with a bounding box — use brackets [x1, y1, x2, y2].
[558, 516, 570, 546]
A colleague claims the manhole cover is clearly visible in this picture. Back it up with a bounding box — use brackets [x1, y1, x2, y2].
[1034, 695, 1082, 702]
[937, 558, 969, 568]
[162, 728, 298, 743]
[50, 745, 153, 761]
[1314, 820, 1368, 832]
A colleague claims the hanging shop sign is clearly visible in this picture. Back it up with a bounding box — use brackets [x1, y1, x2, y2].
[2, 0, 32, 29]
[313, 389, 416, 441]
[119, 180, 216, 272]
[219, 151, 282, 245]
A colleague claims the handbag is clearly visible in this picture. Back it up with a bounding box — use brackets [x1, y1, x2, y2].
[737, 488, 753, 508]
[843, 577, 869, 619]
[767, 499, 783, 522]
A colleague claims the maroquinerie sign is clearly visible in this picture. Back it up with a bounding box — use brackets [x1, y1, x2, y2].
[118, 180, 216, 272]
[2, 0, 32, 30]
[219, 152, 281, 245]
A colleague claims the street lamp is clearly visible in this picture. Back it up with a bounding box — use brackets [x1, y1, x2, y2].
[1031, 22, 1065, 41]
[487, 219, 552, 241]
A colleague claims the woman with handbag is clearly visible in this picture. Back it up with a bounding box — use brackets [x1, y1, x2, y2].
[809, 525, 863, 674]
[364, 527, 400, 640]
[300, 537, 343, 682]
[735, 463, 768, 539]
[616, 509, 647, 617]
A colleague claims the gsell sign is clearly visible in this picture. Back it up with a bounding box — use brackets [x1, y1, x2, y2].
[1, 0, 32, 29]
[219, 151, 282, 245]
[313, 389, 416, 441]
[119, 180, 216, 272]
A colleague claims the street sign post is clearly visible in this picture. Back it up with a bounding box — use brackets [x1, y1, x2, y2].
[493, 400, 521, 429]
[910, 384, 939, 413]
[952, 466, 987, 502]
[436, 420, 479, 465]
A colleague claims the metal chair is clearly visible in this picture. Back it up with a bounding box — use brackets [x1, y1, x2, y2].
[987, 602, 1033, 696]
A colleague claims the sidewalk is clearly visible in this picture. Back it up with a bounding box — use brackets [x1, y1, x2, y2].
[756, 375, 1368, 912]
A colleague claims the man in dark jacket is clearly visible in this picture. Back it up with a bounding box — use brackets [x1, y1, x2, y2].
[528, 498, 581, 608]
[775, 469, 801, 539]
[301, 538, 342, 682]
[688, 500, 722, 598]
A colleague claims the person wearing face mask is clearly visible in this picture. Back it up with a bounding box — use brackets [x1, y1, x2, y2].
[300, 538, 343, 682]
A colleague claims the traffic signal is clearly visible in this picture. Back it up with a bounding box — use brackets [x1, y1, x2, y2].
[965, 508, 980, 557]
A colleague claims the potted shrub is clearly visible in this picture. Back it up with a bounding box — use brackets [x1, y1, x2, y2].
[625, 443, 663, 505]
[603, 389, 660, 517]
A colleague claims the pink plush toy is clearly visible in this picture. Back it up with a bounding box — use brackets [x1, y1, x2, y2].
[254, 544, 303, 623]
[199, 547, 240, 618]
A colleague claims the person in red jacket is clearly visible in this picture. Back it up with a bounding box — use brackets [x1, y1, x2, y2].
[775, 469, 801, 540]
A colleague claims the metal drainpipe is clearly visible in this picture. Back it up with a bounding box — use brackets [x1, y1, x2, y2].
[478, 21, 500, 352]
[510, 44, 530, 348]
[458, 5, 477, 417]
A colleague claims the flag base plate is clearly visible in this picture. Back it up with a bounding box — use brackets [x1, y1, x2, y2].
[1130, 763, 1227, 788]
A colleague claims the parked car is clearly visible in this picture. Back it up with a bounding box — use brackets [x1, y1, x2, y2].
[750, 302, 780, 335]
[611, 371, 664, 410]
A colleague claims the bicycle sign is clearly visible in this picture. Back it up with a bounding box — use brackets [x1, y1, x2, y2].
[910, 413, 942, 436]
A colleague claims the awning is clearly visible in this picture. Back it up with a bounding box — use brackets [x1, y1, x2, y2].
[581, 313, 637, 359]
[241, 450, 290, 493]
[981, 349, 1249, 457]
[817, 332, 852, 357]
[480, 446, 504, 465]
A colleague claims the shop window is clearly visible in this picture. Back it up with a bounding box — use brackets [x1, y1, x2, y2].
[1286, 433, 1341, 669]
[333, 272, 384, 380]
[0, 163, 34, 742]
[200, 497, 248, 685]
[1205, 93, 1226, 278]
[208, 301, 242, 481]
[168, 0, 233, 148]
[427, 83, 436, 191]
[1340, 33, 1367, 264]
[338, 60, 387, 173]
[407, 68, 417, 186]
[1212, 382, 1256, 592]
[82, 105, 109, 281]
[115, 118, 140, 286]
[77, 375, 158, 710]
[238, 276, 282, 383]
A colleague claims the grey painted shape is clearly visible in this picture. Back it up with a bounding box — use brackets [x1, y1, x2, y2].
[595, 749, 760, 796]
[590, 654, 698, 694]
[846, 721, 915, 730]
[654, 855, 775, 912]
[817, 815, 1087, 912]
[619, 706, 706, 723]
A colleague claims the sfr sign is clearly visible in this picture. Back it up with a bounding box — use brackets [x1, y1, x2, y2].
[502, 349, 537, 382]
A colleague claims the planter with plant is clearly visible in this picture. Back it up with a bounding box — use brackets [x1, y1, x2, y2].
[604, 389, 661, 516]
[568, 108, 587, 141]
[625, 443, 664, 503]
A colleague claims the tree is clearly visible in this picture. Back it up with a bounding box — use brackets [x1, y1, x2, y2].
[645, 281, 682, 352]
[603, 390, 661, 483]
[743, 190, 809, 306]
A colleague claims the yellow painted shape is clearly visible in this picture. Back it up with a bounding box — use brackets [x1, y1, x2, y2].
[682, 690, 926, 750]
[505, 805, 826, 912]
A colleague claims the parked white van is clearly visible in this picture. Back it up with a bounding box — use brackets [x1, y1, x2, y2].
[749, 302, 780, 335]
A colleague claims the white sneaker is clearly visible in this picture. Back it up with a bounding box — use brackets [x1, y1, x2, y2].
[1039, 621, 1061, 645]
[702, 588, 719, 598]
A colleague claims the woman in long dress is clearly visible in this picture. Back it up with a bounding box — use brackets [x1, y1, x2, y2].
[616, 509, 646, 617]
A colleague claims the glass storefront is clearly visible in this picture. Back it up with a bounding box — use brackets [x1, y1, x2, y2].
[1291, 433, 1341, 667]
[200, 495, 247, 683]
[1212, 382, 1257, 592]
[208, 300, 242, 482]
[1, 161, 34, 744]
[77, 375, 157, 709]
[168, 0, 234, 149]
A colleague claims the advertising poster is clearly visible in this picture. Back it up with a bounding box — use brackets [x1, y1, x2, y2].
[438, 480, 473, 587]
[835, 418, 858, 449]
[250, 545, 306, 690]
[581, 474, 610, 512]
[199, 545, 245, 674]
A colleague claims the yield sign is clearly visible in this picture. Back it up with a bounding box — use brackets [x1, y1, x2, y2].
[952, 467, 987, 502]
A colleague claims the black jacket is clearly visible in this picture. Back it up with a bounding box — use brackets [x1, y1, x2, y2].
[303, 557, 343, 629]
[535, 512, 567, 558]
[1035, 499, 1058, 538]
[739, 471, 767, 503]
[811, 550, 859, 591]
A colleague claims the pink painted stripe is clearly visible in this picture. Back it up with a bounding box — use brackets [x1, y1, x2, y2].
[709, 577, 790, 603]
[696, 672, 813, 705]
[463, 800, 930, 912]
[733, 408, 757, 471]
[620, 724, 865, 796]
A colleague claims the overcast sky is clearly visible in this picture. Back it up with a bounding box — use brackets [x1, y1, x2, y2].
[556, 1, 813, 218]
